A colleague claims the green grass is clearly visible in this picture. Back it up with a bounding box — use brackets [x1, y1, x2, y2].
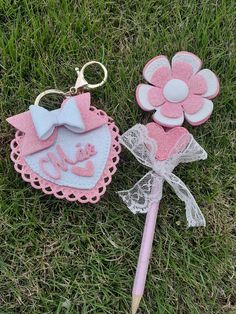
[0, 0, 235, 313]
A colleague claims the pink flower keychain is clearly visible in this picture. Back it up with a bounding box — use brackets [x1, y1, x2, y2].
[118, 52, 220, 313]
[7, 61, 121, 203]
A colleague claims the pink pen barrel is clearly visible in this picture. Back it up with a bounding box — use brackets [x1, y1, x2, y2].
[132, 202, 159, 312]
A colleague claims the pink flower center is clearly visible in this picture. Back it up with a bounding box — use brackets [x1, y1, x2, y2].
[163, 79, 189, 103]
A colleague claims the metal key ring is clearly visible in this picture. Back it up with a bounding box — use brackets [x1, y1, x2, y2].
[73, 61, 108, 91]
[34, 89, 65, 106]
[81, 61, 108, 89]
[34, 61, 108, 105]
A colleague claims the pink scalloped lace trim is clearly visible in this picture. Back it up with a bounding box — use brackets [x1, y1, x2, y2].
[10, 107, 121, 203]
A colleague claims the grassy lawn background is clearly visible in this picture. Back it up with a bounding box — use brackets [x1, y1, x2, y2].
[0, 0, 235, 313]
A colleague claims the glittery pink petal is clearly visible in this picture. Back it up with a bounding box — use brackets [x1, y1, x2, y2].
[160, 102, 183, 118]
[197, 69, 220, 99]
[150, 66, 172, 87]
[143, 55, 171, 85]
[153, 108, 184, 127]
[148, 86, 165, 107]
[136, 84, 158, 111]
[184, 99, 213, 126]
[172, 51, 202, 74]
[189, 74, 207, 95]
[182, 95, 204, 114]
[172, 61, 193, 81]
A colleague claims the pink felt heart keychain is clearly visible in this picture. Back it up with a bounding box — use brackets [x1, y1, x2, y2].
[7, 61, 121, 203]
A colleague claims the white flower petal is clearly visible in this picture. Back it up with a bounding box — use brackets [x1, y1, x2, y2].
[197, 69, 220, 99]
[143, 55, 171, 84]
[172, 51, 202, 75]
[153, 107, 184, 127]
[185, 98, 213, 126]
[136, 84, 155, 111]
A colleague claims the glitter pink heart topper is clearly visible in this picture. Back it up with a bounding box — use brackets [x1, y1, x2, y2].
[7, 62, 121, 203]
[145, 122, 190, 160]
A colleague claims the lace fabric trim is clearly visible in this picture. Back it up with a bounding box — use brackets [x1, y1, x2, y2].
[118, 124, 207, 227]
[118, 171, 163, 214]
[10, 107, 121, 203]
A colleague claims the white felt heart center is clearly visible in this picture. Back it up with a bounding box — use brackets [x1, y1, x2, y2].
[163, 79, 189, 102]
[24, 125, 111, 189]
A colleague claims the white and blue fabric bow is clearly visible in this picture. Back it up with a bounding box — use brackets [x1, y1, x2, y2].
[29, 100, 85, 140]
[118, 124, 207, 227]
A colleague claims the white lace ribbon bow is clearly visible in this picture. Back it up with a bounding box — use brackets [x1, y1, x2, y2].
[118, 124, 207, 227]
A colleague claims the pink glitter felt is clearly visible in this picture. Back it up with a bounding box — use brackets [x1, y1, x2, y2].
[7, 111, 58, 156]
[150, 66, 171, 87]
[10, 107, 121, 203]
[71, 161, 94, 177]
[148, 87, 165, 107]
[146, 122, 190, 161]
[182, 95, 203, 114]
[160, 102, 182, 118]
[172, 61, 193, 81]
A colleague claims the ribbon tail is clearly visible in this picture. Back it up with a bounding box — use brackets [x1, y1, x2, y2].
[7, 110, 58, 155]
[165, 173, 206, 227]
[119, 124, 157, 169]
[118, 171, 164, 214]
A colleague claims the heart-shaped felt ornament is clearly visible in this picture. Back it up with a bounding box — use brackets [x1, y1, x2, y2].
[145, 122, 191, 160]
[7, 93, 121, 203]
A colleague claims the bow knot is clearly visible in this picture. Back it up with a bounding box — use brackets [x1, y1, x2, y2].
[153, 160, 175, 178]
[118, 124, 207, 228]
[29, 100, 85, 140]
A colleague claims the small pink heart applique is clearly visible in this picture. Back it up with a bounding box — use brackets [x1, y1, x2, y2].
[72, 161, 94, 177]
[146, 122, 191, 161]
